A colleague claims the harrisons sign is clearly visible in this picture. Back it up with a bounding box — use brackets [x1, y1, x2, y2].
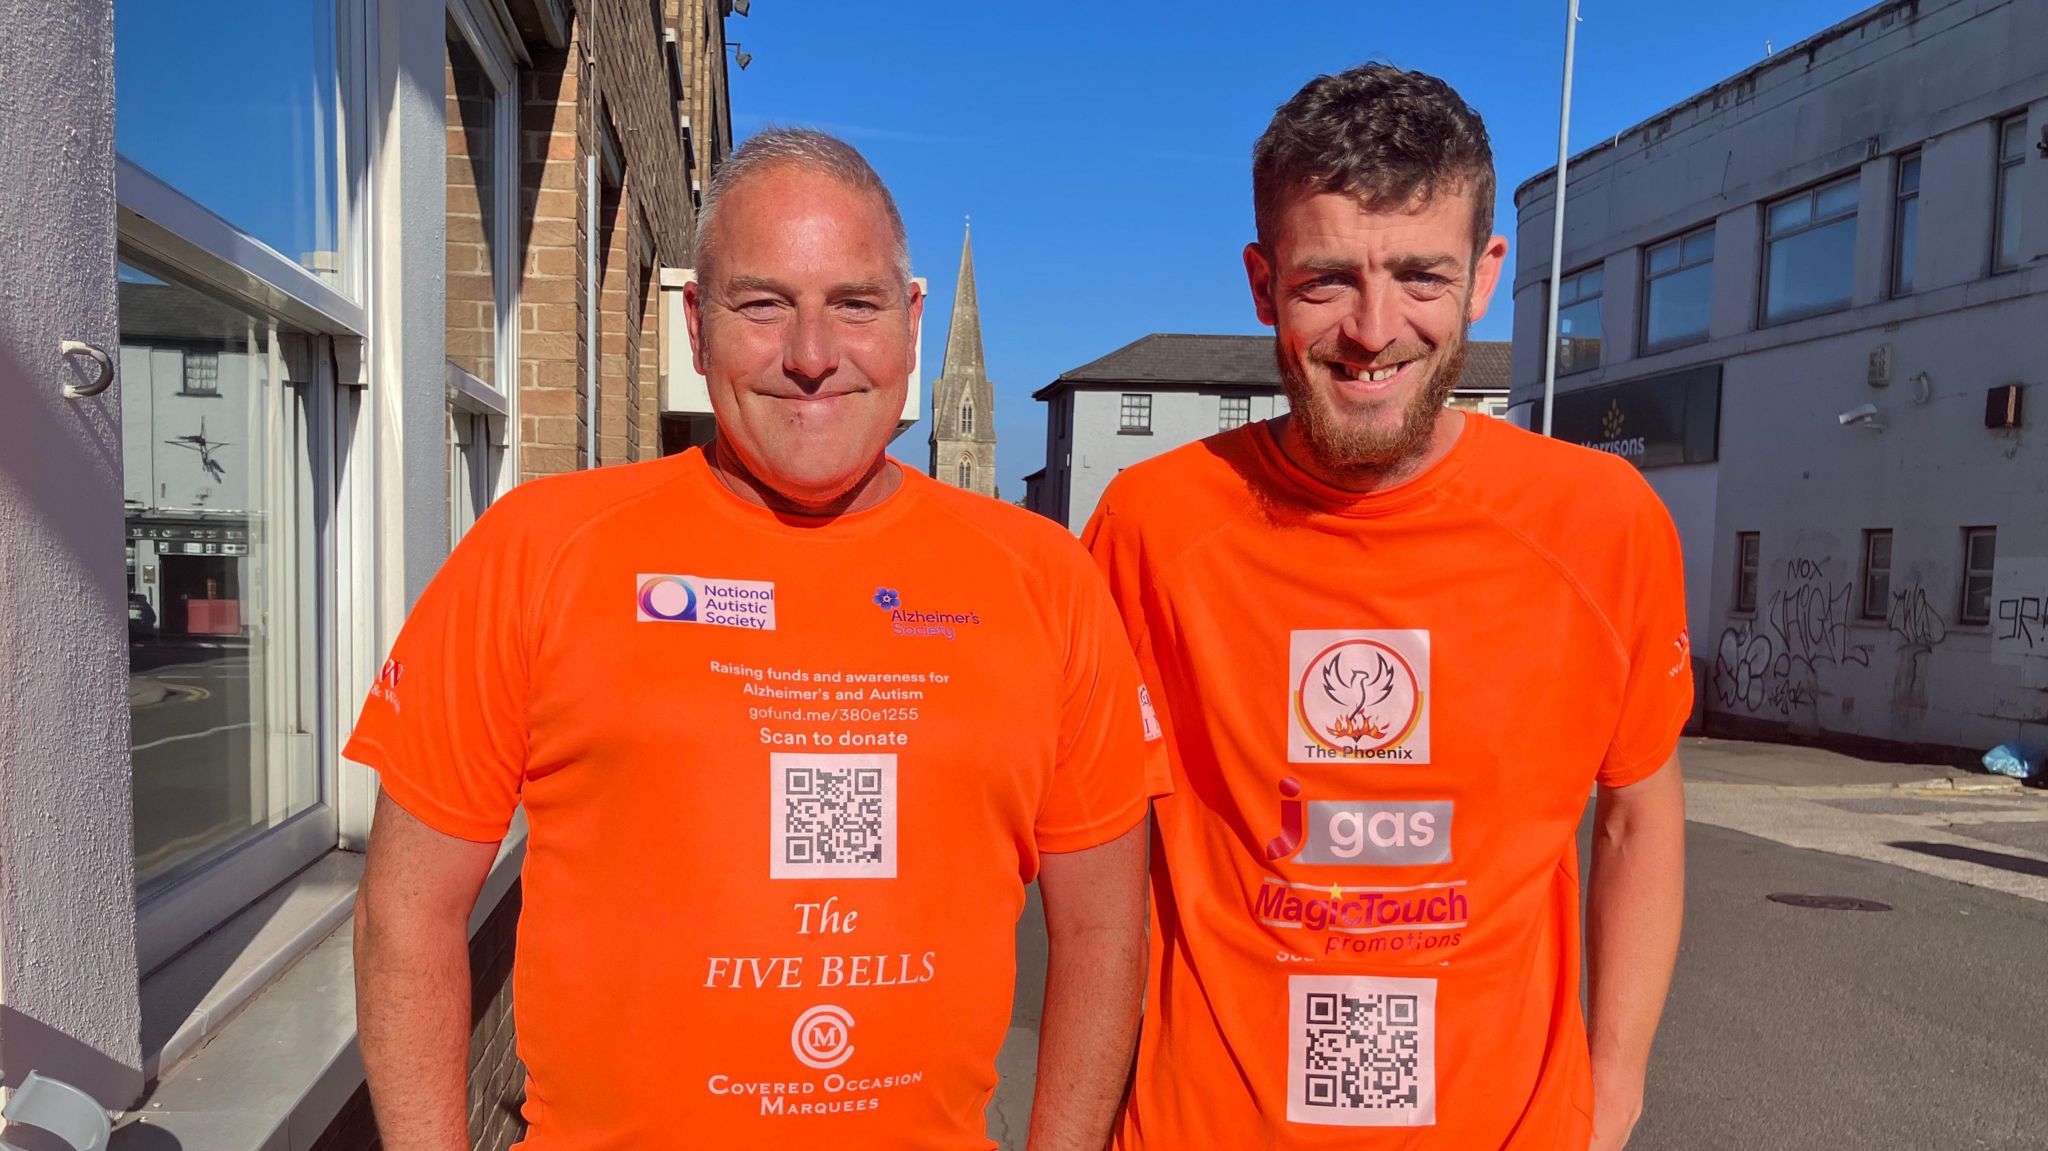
[1549, 364, 1721, 470]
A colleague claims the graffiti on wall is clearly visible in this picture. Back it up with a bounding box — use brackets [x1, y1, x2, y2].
[1713, 556, 1871, 717]
[1885, 583, 1949, 703]
[1996, 595, 2044, 652]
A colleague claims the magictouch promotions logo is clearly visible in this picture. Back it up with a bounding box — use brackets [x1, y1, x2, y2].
[1287, 630, 1430, 763]
[791, 1004, 855, 1070]
[636, 573, 777, 630]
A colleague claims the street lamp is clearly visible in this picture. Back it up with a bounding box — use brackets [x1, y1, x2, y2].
[1540, 0, 1582, 438]
[727, 42, 751, 70]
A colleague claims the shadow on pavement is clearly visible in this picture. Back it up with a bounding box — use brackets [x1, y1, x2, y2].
[1887, 839, 2048, 879]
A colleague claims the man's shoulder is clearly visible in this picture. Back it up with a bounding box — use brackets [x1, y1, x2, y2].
[468, 454, 696, 554]
[914, 473, 1091, 568]
[1094, 424, 1263, 539]
[1452, 417, 1674, 573]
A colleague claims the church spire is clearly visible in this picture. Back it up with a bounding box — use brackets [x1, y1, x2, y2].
[929, 219, 997, 497]
[940, 219, 985, 387]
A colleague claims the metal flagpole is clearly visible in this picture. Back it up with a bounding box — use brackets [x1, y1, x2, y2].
[1541, 0, 1582, 437]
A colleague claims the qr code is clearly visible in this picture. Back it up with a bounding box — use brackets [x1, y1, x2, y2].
[769, 753, 897, 879]
[1286, 975, 1436, 1127]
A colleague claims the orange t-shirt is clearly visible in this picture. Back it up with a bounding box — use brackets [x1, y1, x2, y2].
[345, 449, 1156, 1151]
[1086, 414, 1691, 1150]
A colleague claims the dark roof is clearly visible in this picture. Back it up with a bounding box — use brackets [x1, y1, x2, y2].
[1034, 333, 1511, 399]
[1460, 340, 1510, 392]
[1020, 467, 1046, 481]
[119, 280, 256, 343]
[1033, 334, 1279, 399]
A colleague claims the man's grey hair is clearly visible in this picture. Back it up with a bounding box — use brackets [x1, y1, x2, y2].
[692, 127, 913, 288]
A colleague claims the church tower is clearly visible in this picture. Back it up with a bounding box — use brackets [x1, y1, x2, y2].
[929, 222, 997, 497]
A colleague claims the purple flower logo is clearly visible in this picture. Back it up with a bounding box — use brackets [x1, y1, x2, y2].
[872, 588, 901, 610]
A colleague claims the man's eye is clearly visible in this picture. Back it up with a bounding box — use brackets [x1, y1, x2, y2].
[1407, 274, 1449, 288]
[737, 299, 783, 314]
[838, 300, 881, 313]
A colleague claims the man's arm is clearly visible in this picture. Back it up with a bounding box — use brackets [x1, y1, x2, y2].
[355, 789, 501, 1151]
[1026, 819, 1149, 1151]
[1586, 753, 1686, 1151]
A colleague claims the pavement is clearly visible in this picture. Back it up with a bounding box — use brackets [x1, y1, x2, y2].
[986, 736, 2048, 1149]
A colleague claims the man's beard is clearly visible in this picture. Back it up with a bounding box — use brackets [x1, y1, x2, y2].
[1275, 320, 1468, 479]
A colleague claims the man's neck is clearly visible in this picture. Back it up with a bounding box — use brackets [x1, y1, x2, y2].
[1273, 408, 1466, 495]
[705, 438, 903, 519]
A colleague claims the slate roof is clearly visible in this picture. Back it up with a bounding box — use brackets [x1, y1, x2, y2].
[1461, 341, 1511, 392]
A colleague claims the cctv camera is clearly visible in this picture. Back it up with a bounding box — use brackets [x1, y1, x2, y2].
[1838, 403, 1879, 425]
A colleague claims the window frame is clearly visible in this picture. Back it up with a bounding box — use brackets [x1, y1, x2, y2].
[1859, 529, 1893, 622]
[1554, 264, 1604, 374]
[1219, 394, 1251, 431]
[1960, 526, 1998, 625]
[1734, 531, 1760, 614]
[113, 0, 378, 977]
[1761, 174, 1860, 326]
[1119, 392, 1152, 434]
[1640, 225, 1715, 353]
[1891, 150, 1920, 297]
[957, 454, 974, 489]
[960, 395, 974, 436]
[1994, 113, 2028, 274]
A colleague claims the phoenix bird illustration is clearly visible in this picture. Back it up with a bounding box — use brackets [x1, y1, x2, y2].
[166, 417, 230, 483]
[1321, 649, 1397, 744]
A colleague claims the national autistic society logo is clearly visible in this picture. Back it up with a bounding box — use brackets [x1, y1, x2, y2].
[637, 575, 698, 622]
[1288, 630, 1430, 764]
[636, 573, 777, 630]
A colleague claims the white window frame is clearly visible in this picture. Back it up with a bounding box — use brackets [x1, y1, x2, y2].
[1640, 226, 1714, 352]
[1761, 175, 1859, 326]
[1891, 150, 1920, 297]
[114, 0, 375, 977]
[1219, 394, 1251, 430]
[1554, 265, 1604, 374]
[1119, 392, 1152, 433]
[1994, 113, 2027, 274]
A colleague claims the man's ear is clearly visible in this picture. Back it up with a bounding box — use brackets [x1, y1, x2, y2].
[1466, 234, 1510, 325]
[1243, 242, 1278, 328]
[684, 276, 707, 376]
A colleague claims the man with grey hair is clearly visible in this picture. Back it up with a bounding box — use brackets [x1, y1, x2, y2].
[350, 128, 1158, 1149]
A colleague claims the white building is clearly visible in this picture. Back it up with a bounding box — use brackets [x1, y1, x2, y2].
[1509, 0, 2048, 755]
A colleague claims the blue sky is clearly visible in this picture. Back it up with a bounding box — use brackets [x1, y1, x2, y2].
[728, 0, 1861, 496]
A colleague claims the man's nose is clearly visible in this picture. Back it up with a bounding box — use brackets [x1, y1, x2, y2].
[783, 304, 841, 385]
[1338, 286, 1403, 355]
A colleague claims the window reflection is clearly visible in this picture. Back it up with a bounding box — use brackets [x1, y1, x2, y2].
[120, 265, 318, 897]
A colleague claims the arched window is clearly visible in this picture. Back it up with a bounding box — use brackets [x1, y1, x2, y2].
[960, 396, 974, 435]
[958, 454, 974, 489]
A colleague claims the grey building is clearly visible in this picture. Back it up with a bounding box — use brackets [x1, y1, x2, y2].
[1510, 0, 2047, 756]
[1029, 333, 1514, 531]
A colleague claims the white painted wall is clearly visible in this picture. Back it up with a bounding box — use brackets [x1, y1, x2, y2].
[0, 0, 145, 1109]
[1045, 385, 1288, 531]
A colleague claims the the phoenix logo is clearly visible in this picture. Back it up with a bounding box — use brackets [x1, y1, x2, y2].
[1321, 649, 1397, 743]
[1290, 633, 1427, 760]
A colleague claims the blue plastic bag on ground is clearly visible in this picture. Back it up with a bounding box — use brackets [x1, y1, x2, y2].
[1982, 742, 2047, 782]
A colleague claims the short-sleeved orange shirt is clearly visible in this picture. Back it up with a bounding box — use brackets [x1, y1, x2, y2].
[1086, 414, 1691, 1150]
[346, 449, 1157, 1151]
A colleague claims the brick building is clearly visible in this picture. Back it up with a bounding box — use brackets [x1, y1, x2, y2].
[0, 0, 735, 1148]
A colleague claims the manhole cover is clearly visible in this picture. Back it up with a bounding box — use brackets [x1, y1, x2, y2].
[1766, 893, 1892, 912]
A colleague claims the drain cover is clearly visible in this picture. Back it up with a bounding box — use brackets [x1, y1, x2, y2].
[1766, 893, 1892, 912]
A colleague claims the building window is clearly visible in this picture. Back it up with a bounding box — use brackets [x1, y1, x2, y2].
[958, 455, 974, 489]
[1555, 266, 1603, 373]
[1220, 395, 1251, 430]
[1860, 529, 1892, 621]
[1735, 531, 1760, 613]
[1892, 151, 1920, 296]
[1120, 393, 1152, 433]
[180, 350, 221, 397]
[1961, 527, 1997, 625]
[1995, 114, 2028, 273]
[1642, 226, 1714, 351]
[960, 397, 974, 435]
[1763, 175, 1859, 324]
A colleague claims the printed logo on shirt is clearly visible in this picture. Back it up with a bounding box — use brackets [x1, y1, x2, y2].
[369, 658, 404, 711]
[1138, 685, 1164, 742]
[637, 573, 777, 630]
[1669, 626, 1691, 678]
[791, 1004, 856, 1070]
[770, 753, 898, 879]
[1253, 877, 1468, 959]
[1289, 630, 1430, 764]
[1265, 778, 1451, 866]
[870, 586, 981, 641]
[1288, 974, 1437, 1127]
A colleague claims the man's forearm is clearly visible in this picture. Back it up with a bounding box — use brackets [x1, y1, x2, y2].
[1585, 772, 1686, 1107]
[1026, 921, 1145, 1151]
[355, 903, 475, 1151]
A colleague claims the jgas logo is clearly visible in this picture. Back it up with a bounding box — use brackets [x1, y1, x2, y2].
[1265, 777, 1452, 867]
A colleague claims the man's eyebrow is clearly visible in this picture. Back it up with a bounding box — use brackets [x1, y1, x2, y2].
[1292, 256, 1364, 278]
[830, 280, 896, 297]
[722, 275, 790, 295]
[1384, 252, 1462, 276]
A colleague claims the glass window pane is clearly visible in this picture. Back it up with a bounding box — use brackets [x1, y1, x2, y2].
[116, 0, 346, 289]
[1765, 217, 1857, 323]
[1575, 266, 1604, 297]
[1997, 167, 2024, 271]
[1869, 533, 1892, 568]
[447, 24, 501, 388]
[120, 265, 318, 898]
[1897, 155, 1921, 196]
[1557, 298, 1602, 372]
[1645, 262, 1712, 348]
[1894, 195, 1918, 295]
[1816, 177, 1860, 220]
[1682, 228, 1715, 264]
[1965, 576, 1993, 621]
[2002, 117, 2027, 162]
[1969, 531, 1997, 571]
[1646, 239, 1681, 275]
[1768, 195, 1810, 235]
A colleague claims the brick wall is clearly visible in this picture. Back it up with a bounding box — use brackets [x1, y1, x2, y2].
[308, 884, 527, 1151]
[446, 43, 498, 388]
[518, 43, 583, 480]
